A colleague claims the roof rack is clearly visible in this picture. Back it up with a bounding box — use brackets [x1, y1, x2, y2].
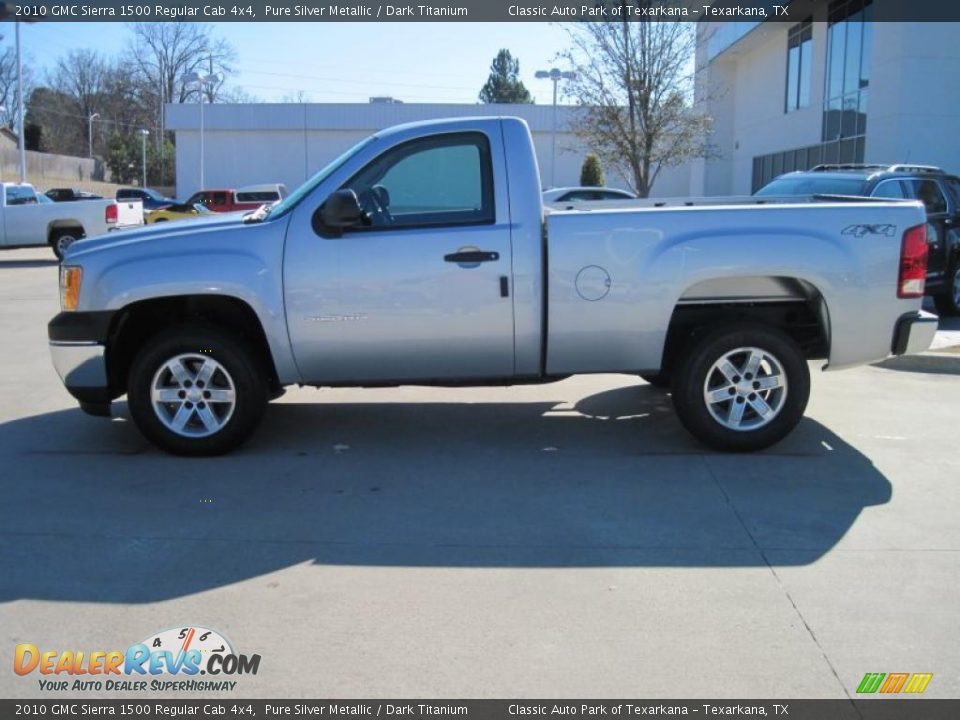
[887, 164, 943, 173]
[811, 164, 888, 172]
[811, 163, 944, 174]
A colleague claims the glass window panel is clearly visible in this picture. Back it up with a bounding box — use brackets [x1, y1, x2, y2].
[827, 23, 846, 100]
[871, 180, 906, 199]
[798, 39, 812, 108]
[860, 5, 872, 87]
[839, 138, 857, 164]
[855, 136, 865, 163]
[823, 141, 840, 165]
[841, 94, 859, 137]
[843, 12, 863, 96]
[786, 44, 800, 111]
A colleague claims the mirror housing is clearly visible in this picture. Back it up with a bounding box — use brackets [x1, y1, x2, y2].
[320, 189, 364, 229]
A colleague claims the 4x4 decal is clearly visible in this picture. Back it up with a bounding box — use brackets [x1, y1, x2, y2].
[842, 224, 898, 238]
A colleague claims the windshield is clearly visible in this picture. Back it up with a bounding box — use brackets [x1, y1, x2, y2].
[267, 137, 375, 220]
[756, 175, 869, 197]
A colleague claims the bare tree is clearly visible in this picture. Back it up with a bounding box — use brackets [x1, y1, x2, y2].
[0, 47, 35, 129]
[560, 4, 714, 197]
[126, 23, 235, 107]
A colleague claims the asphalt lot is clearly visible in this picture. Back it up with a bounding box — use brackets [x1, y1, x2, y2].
[1, 246, 959, 699]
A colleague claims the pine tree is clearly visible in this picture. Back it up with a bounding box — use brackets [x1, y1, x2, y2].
[479, 49, 533, 104]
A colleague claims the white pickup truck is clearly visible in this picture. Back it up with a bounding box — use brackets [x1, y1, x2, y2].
[1, 183, 143, 259]
[49, 117, 938, 455]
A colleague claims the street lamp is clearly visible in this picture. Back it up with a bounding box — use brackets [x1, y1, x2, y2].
[182, 69, 221, 190]
[535, 68, 577, 188]
[15, 23, 26, 183]
[88, 113, 100, 158]
[139, 129, 149, 188]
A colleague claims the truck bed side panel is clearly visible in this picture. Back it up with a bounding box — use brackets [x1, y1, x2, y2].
[545, 202, 926, 374]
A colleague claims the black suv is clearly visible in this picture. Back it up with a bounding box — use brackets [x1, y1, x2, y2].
[756, 164, 960, 315]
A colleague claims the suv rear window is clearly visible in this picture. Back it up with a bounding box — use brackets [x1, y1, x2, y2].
[906, 179, 948, 214]
[756, 175, 868, 196]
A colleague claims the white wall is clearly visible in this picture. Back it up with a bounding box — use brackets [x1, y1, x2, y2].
[168, 103, 689, 200]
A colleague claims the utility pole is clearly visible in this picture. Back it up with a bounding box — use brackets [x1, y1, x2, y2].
[16, 22, 26, 183]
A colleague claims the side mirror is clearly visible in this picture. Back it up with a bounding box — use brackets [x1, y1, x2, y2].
[320, 189, 364, 228]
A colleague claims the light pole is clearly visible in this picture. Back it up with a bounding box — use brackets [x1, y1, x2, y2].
[139, 129, 149, 188]
[87, 113, 100, 158]
[182, 69, 221, 191]
[15, 23, 26, 183]
[534, 68, 577, 188]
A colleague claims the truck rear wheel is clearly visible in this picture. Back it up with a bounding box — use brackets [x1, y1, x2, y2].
[127, 325, 267, 456]
[671, 324, 809, 452]
[50, 228, 83, 260]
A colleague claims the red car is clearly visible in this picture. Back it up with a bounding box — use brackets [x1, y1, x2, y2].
[184, 184, 287, 213]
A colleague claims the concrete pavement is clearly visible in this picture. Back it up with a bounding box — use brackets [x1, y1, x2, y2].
[1, 247, 958, 699]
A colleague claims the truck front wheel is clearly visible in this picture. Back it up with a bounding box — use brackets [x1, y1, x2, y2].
[127, 325, 267, 456]
[671, 324, 810, 452]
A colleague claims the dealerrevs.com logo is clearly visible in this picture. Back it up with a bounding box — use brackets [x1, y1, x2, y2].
[13, 626, 261, 693]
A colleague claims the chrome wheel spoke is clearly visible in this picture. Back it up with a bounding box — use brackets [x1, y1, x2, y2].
[169, 404, 193, 432]
[195, 360, 216, 387]
[749, 395, 775, 419]
[195, 404, 220, 432]
[743, 351, 762, 378]
[717, 360, 740, 383]
[153, 388, 182, 403]
[754, 375, 783, 391]
[166, 359, 192, 386]
[706, 386, 734, 404]
[205, 388, 235, 403]
[727, 400, 746, 428]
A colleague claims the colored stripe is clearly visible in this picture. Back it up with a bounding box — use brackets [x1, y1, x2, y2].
[880, 673, 909, 693]
[904, 673, 933, 694]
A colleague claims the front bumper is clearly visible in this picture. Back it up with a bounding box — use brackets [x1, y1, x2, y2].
[48, 311, 116, 416]
[892, 310, 939, 356]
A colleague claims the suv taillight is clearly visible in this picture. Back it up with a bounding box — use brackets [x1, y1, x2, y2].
[898, 224, 928, 298]
[105, 203, 118, 224]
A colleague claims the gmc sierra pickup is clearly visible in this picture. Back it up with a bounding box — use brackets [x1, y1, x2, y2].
[48, 117, 938, 455]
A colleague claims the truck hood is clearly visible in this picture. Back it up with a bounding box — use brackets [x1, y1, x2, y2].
[65, 212, 249, 260]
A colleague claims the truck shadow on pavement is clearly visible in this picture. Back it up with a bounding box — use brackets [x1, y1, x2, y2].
[0, 383, 891, 603]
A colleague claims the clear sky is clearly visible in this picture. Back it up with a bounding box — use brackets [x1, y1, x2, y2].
[1, 21, 575, 104]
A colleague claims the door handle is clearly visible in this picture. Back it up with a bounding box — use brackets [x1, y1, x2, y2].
[444, 249, 499, 264]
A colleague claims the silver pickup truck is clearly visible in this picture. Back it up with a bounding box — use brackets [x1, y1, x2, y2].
[48, 117, 938, 455]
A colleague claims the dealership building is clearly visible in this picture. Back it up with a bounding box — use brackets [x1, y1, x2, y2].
[166, 101, 691, 200]
[692, 0, 960, 195]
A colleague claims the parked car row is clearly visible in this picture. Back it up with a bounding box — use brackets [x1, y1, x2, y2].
[756, 164, 960, 315]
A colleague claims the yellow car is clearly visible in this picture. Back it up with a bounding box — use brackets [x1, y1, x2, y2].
[145, 202, 212, 224]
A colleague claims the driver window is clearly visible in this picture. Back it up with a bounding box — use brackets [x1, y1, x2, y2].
[342, 132, 494, 229]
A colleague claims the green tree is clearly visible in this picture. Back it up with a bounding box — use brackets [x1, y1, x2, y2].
[106, 132, 136, 184]
[580, 154, 605, 187]
[479, 49, 533, 104]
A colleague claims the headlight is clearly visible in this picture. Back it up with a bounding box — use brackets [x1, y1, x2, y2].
[60, 266, 82, 311]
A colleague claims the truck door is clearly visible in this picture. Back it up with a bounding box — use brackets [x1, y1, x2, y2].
[283, 130, 515, 383]
[2, 185, 41, 247]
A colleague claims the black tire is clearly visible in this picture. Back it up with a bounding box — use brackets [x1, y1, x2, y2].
[50, 228, 84, 261]
[639, 372, 671, 389]
[127, 325, 267, 456]
[671, 323, 810, 452]
[933, 264, 960, 316]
